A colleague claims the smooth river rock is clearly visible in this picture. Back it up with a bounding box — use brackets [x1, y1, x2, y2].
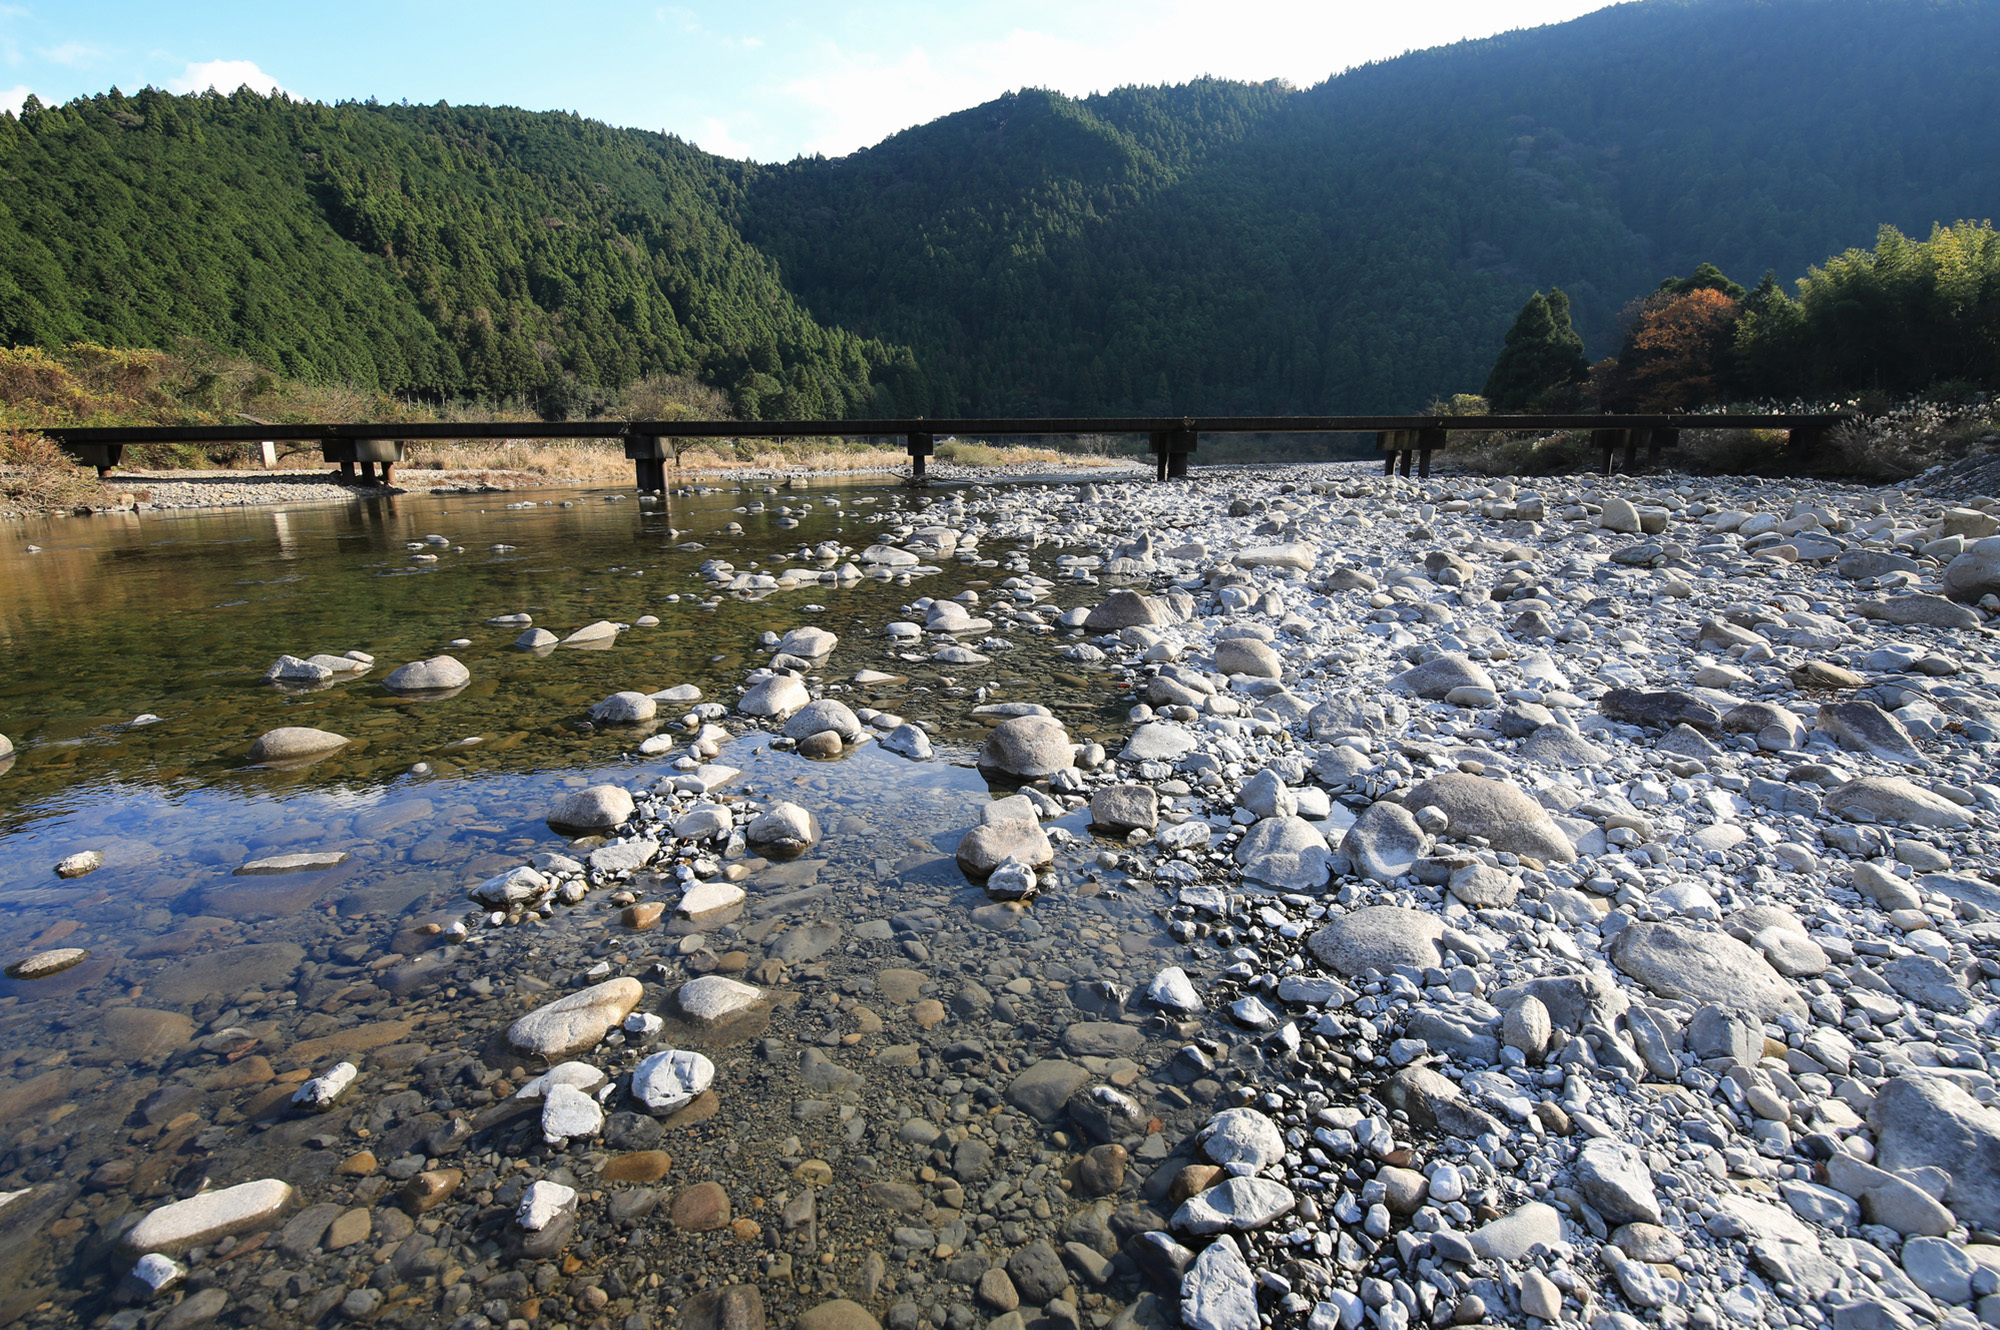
[381, 655, 470, 692]
[123, 1179, 295, 1257]
[246, 727, 350, 762]
[508, 978, 644, 1058]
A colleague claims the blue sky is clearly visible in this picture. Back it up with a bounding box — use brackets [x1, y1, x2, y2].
[3, 0, 1613, 161]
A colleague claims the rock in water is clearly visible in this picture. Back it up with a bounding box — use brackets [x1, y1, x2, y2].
[632, 1050, 715, 1114]
[122, 1179, 294, 1257]
[53, 850, 103, 879]
[1403, 772, 1576, 863]
[247, 727, 350, 762]
[508, 978, 644, 1058]
[1148, 967, 1204, 1013]
[1308, 906, 1445, 977]
[777, 626, 838, 658]
[1609, 922, 1804, 1019]
[977, 715, 1074, 778]
[956, 819, 1054, 879]
[1090, 784, 1159, 833]
[677, 976, 763, 1024]
[5, 948, 90, 980]
[784, 699, 863, 743]
[382, 655, 470, 692]
[746, 801, 819, 856]
[548, 785, 635, 832]
[739, 674, 809, 719]
[880, 723, 933, 759]
[591, 692, 657, 724]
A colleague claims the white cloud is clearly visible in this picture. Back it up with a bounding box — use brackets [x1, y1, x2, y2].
[693, 115, 756, 159]
[167, 58, 290, 98]
[763, 0, 1611, 159]
[39, 41, 102, 69]
[0, 83, 29, 116]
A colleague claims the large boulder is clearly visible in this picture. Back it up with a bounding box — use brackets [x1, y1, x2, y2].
[1083, 590, 1173, 630]
[1390, 653, 1493, 700]
[745, 801, 819, 856]
[247, 727, 350, 763]
[1816, 701, 1928, 768]
[784, 699, 864, 744]
[1823, 776, 1972, 828]
[1942, 537, 2000, 603]
[1213, 638, 1282, 679]
[777, 627, 838, 659]
[1307, 906, 1445, 978]
[1599, 688, 1722, 731]
[508, 978, 644, 1059]
[1609, 922, 1804, 1019]
[956, 819, 1054, 879]
[977, 715, 1074, 778]
[591, 692, 657, 725]
[739, 674, 810, 719]
[1232, 816, 1331, 890]
[382, 656, 470, 692]
[1872, 1074, 2000, 1230]
[1090, 784, 1159, 834]
[1340, 801, 1428, 882]
[1403, 773, 1575, 863]
[548, 785, 635, 832]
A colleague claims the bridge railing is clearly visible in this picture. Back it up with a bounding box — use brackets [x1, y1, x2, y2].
[37, 413, 1849, 487]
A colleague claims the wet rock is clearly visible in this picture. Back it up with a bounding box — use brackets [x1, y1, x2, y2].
[1404, 772, 1575, 862]
[1148, 967, 1204, 1013]
[956, 819, 1054, 879]
[517, 1179, 576, 1231]
[677, 975, 763, 1024]
[52, 850, 102, 879]
[1307, 906, 1445, 977]
[246, 726, 349, 762]
[747, 801, 820, 855]
[507, 977, 644, 1058]
[4, 948, 89, 980]
[1063, 1022, 1144, 1058]
[1609, 922, 1804, 1019]
[292, 1061, 358, 1111]
[382, 655, 469, 691]
[778, 627, 839, 659]
[1071, 1144, 1128, 1196]
[880, 723, 933, 759]
[978, 715, 1074, 778]
[548, 784, 636, 832]
[671, 1181, 732, 1231]
[470, 865, 548, 907]
[785, 699, 864, 744]
[592, 691, 658, 724]
[1006, 1060, 1093, 1122]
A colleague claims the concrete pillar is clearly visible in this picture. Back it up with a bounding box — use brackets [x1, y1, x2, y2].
[259, 440, 278, 470]
[1417, 426, 1445, 479]
[907, 432, 934, 485]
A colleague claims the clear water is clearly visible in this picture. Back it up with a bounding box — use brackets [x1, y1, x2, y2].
[0, 480, 1233, 1326]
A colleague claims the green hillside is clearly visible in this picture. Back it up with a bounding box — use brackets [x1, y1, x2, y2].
[737, 0, 2000, 413]
[2, 0, 1997, 419]
[0, 90, 920, 418]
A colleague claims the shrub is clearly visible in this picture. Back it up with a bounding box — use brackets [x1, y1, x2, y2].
[0, 431, 105, 512]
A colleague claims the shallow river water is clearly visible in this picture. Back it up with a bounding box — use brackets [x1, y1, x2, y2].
[0, 479, 1263, 1330]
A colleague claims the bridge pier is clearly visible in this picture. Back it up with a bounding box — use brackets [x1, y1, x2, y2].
[906, 432, 934, 486]
[1650, 428, 1678, 468]
[1149, 426, 1196, 479]
[323, 439, 403, 486]
[1594, 428, 1626, 476]
[624, 434, 670, 492]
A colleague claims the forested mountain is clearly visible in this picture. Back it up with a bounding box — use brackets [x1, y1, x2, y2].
[2, 0, 1997, 419]
[738, 0, 2000, 414]
[0, 92, 920, 418]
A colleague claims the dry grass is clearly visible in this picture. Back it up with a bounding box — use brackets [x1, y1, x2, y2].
[402, 439, 633, 479]
[0, 431, 106, 514]
[933, 439, 1065, 466]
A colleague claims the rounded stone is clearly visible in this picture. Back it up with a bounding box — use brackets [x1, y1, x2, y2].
[381, 655, 470, 692]
[632, 1050, 715, 1114]
[4, 947, 90, 980]
[977, 715, 1074, 779]
[591, 692, 658, 724]
[246, 727, 350, 762]
[548, 784, 636, 832]
[507, 978, 645, 1058]
[1307, 906, 1446, 978]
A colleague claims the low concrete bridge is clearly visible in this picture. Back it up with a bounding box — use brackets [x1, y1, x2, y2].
[42, 413, 1847, 489]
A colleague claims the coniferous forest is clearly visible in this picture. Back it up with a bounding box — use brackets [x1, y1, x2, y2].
[2, 0, 1999, 421]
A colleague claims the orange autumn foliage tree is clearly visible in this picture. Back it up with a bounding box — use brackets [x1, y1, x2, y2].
[1609, 287, 1742, 411]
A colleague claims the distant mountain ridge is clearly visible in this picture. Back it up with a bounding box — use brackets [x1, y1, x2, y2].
[3, 0, 1997, 418]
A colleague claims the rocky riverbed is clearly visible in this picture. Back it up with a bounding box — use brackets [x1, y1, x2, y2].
[4, 463, 2000, 1330]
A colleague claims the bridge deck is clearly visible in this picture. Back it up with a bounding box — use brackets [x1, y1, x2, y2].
[39, 413, 1847, 487]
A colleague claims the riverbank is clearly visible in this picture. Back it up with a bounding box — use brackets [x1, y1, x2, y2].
[2, 461, 2000, 1330]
